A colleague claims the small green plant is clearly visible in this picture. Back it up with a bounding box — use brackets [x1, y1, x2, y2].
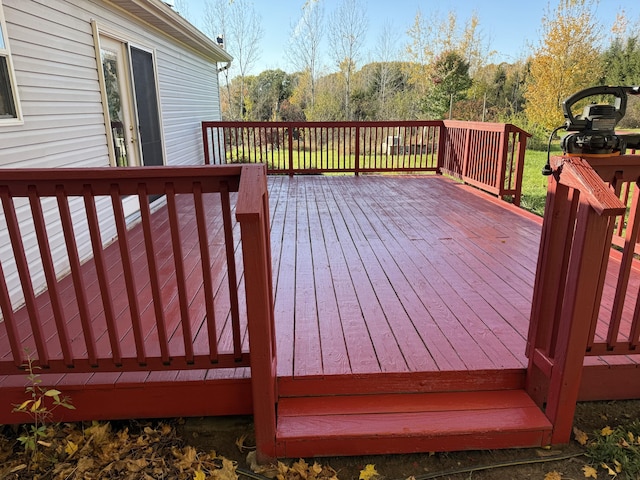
[575, 421, 640, 479]
[11, 351, 75, 458]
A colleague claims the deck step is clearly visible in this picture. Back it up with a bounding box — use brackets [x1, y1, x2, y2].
[278, 370, 527, 397]
[275, 390, 552, 458]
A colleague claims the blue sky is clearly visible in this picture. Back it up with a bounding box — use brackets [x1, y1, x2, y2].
[183, 0, 640, 74]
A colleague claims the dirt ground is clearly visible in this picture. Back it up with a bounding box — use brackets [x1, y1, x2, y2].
[177, 400, 640, 480]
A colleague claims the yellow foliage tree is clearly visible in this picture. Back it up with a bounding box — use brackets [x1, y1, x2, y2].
[524, 0, 603, 131]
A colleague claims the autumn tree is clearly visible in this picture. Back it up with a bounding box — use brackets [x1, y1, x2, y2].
[203, 0, 263, 120]
[524, 0, 603, 131]
[287, 0, 324, 110]
[328, 0, 368, 120]
[405, 9, 435, 115]
[310, 73, 344, 120]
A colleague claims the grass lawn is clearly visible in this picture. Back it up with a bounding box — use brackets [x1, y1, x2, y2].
[520, 147, 561, 216]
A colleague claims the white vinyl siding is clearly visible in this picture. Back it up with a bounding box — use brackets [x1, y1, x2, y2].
[0, 0, 224, 310]
[0, 0, 22, 123]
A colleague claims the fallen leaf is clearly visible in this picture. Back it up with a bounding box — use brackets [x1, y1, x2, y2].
[65, 440, 78, 457]
[573, 427, 589, 445]
[582, 465, 598, 478]
[291, 458, 310, 478]
[359, 464, 378, 480]
[601, 426, 614, 436]
[173, 445, 198, 472]
[614, 459, 622, 473]
[127, 458, 149, 472]
[211, 457, 237, 480]
[601, 462, 616, 476]
[544, 471, 562, 480]
[194, 469, 206, 480]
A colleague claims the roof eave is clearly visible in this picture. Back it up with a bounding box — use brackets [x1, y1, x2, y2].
[106, 0, 233, 63]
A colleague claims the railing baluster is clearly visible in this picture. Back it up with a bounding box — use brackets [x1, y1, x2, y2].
[138, 184, 170, 364]
[166, 183, 194, 363]
[607, 182, 640, 348]
[355, 125, 360, 175]
[193, 182, 218, 363]
[0, 258, 24, 367]
[110, 183, 146, 365]
[83, 185, 121, 366]
[56, 185, 98, 366]
[288, 124, 294, 176]
[0, 186, 49, 366]
[29, 187, 73, 367]
[202, 124, 211, 165]
[221, 183, 242, 360]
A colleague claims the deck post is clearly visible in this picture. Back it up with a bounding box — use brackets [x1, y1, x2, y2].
[526, 156, 626, 444]
[236, 165, 278, 461]
[436, 123, 446, 174]
[496, 124, 508, 200]
[287, 125, 294, 177]
[545, 201, 611, 442]
[511, 127, 528, 206]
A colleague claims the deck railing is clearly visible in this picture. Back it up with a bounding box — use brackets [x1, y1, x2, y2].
[440, 121, 530, 206]
[0, 165, 273, 378]
[526, 154, 640, 443]
[202, 120, 530, 205]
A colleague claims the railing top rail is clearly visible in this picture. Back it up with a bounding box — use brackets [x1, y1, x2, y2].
[505, 124, 533, 137]
[202, 120, 445, 128]
[443, 120, 528, 134]
[550, 155, 626, 216]
[577, 154, 640, 183]
[0, 165, 244, 196]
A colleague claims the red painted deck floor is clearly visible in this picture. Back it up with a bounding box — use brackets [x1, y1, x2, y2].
[267, 175, 640, 400]
[269, 175, 542, 378]
[1, 175, 639, 424]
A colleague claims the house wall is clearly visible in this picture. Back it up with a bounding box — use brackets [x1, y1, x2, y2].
[0, 0, 224, 309]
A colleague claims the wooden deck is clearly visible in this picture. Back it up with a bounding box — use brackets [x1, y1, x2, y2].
[270, 175, 537, 378]
[2, 174, 639, 427]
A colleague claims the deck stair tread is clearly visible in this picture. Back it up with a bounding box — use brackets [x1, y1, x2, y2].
[275, 390, 552, 457]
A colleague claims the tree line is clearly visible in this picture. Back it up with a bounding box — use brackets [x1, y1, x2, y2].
[178, 0, 640, 147]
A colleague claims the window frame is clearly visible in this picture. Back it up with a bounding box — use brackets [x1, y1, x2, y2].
[0, 0, 23, 125]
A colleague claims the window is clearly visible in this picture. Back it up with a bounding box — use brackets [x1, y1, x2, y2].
[0, 2, 21, 123]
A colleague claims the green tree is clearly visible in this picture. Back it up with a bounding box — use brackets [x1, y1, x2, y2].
[601, 36, 640, 86]
[422, 51, 472, 119]
[524, 0, 603, 131]
[246, 69, 293, 121]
